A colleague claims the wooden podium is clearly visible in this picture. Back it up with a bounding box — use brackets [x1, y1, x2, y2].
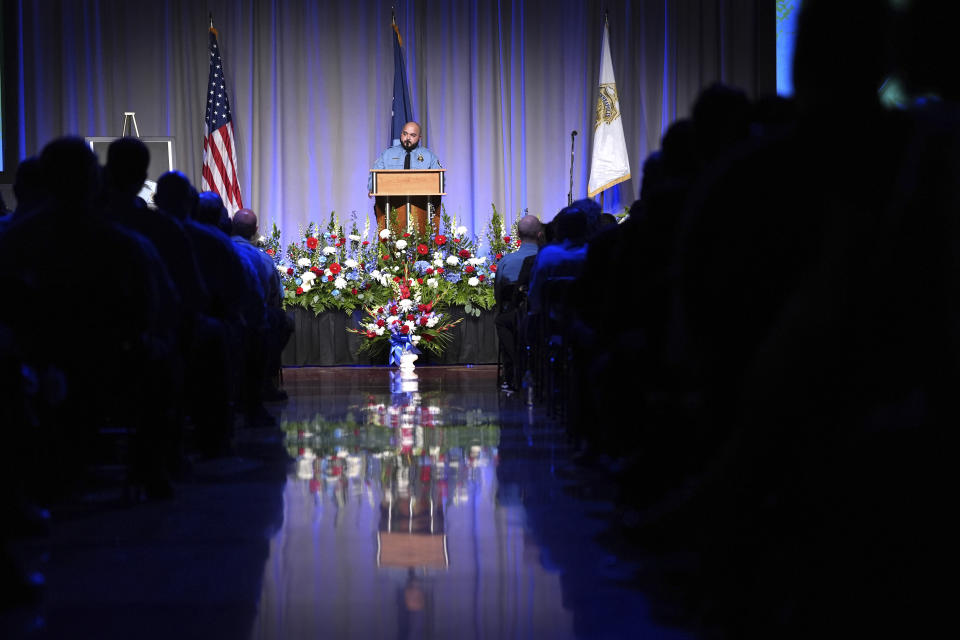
[370, 169, 445, 234]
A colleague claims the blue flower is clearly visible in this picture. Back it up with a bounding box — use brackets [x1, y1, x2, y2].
[346, 271, 359, 281]
[445, 272, 461, 284]
[331, 289, 341, 297]
[295, 278, 303, 285]
[413, 260, 431, 274]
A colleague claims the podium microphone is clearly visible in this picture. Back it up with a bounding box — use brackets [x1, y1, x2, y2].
[568, 130, 578, 206]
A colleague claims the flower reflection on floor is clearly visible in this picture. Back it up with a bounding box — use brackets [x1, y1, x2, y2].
[251, 367, 569, 640]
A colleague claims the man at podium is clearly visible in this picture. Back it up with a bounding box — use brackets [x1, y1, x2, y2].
[368, 121, 443, 232]
[368, 122, 441, 192]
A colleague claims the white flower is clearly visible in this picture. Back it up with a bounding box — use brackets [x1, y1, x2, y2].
[446, 255, 459, 266]
[395, 239, 408, 250]
[427, 278, 438, 288]
[375, 326, 384, 336]
[433, 251, 443, 261]
[301, 271, 317, 282]
[380, 275, 392, 287]
[404, 321, 416, 332]
[433, 259, 444, 267]
[427, 316, 439, 328]
[344, 259, 358, 269]
[411, 335, 422, 345]
[468, 276, 480, 286]
[455, 225, 468, 236]
[398, 299, 414, 312]
[468, 256, 487, 265]
[323, 268, 332, 277]
[367, 323, 378, 332]
[379, 229, 391, 239]
[276, 264, 287, 273]
[371, 270, 381, 279]
[322, 246, 337, 255]
[348, 234, 361, 242]
[387, 315, 399, 326]
[297, 258, 311, 267]
[301, 282, 313, 292]
[334, 277, 348, 289]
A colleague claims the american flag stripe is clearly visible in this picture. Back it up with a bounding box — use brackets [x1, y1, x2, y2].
[202, 27, 243, 216]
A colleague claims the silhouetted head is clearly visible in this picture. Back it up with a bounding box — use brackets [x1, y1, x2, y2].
[155, 171, 197, 220]
[516, 214, 544, 246]
[13, 156, 45, 214]
[553, 200, 596, 244]
[232, 208, 258, 240]
[39, 136, 101, 207]
[194, 191, 229, 232]
[105, 137, 150, 197]
[660, 119, 698, 179]
[692, 84, 750, 164]
[793, 0, 891, 114]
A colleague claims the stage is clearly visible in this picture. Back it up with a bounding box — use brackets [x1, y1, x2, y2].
[281, 306, 499, 366]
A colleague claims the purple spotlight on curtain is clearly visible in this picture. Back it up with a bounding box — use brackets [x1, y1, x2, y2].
[390, 15, 415, 147]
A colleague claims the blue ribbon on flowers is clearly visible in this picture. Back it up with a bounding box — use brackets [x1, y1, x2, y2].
[389, 333, 421, 366]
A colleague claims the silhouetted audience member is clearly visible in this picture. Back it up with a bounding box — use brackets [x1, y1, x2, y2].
[232, 208, 292, 401]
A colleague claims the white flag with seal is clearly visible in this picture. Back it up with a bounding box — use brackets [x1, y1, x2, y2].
[587, 19, 631, 197]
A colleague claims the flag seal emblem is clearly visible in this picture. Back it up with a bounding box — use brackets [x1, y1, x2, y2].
[594, 83, 620, 129]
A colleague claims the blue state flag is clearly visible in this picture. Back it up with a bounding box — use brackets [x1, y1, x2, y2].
[390, 16, 415, 146]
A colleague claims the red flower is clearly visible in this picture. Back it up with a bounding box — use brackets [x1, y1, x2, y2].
[426, 268, 434, 275]
[417, 304, 427, 312]
[417, 244, 429, 255]
[516, 239, 521, 247]
[458, 249, 471, 258]
[331, 234, 337, 239]
[478, 275, 486, 282]
[376, 318, 385, 327]
[390, 305, 398, 315]
[382, 254, 390, 260]
[380, 236, 388, 243]
[490, 264, 498, 272]
[503, 236, 511, 243]
[362, 240, 370, 246]
[400, 288, 411, 299]
[378, 307, 384, 313]
[403, 232, 411, 238]
[465, 265, 475, 274]
[351, 288, 358, 295]
[310, 266, 321, 274]
[419, 316, 428, 326]
[423, 334, 434, 342]
[417, 278, 423, 284]
[327, 275, 335, 282]
[265, 248, 275, 256]
[434, 234, 447, 246]
[296, 286, 304, 295]
[495, 252, 503, 260]
[406, 313, 415, 321]
[366, 330, 375, 338]
[425, 302, 433, 312]
[329, 262, 342, 275]
[453, 237, 461, 243]
[364, 282, 372, 289]
[393, 276, 401, 283]
[286, 267, 294, 275]
[437, 267, 445, 274]
[400, 325, 410, 334]
[306, 237, 319, 250]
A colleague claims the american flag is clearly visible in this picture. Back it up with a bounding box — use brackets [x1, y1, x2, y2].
[202, 27, 243, 215]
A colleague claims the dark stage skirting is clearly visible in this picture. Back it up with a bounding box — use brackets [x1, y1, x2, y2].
[281, 306, 498, 366]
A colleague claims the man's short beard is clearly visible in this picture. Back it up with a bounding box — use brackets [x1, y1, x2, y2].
[401, 140, 419, 152]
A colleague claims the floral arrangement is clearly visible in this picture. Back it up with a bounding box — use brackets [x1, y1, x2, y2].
[274, 206, 524, 317]
[348, 273, 462, 364]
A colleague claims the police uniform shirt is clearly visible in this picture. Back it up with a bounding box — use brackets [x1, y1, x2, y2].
[368, 144, 442, 192]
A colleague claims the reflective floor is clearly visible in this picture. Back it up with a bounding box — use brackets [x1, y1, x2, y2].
[3, 366, 693, 640]
[251, 366, 690, 640]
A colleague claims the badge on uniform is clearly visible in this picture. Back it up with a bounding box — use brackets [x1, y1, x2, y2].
[417, 154, 424, 163]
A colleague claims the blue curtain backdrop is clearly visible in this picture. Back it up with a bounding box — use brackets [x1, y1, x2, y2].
[12, 0, 773, 239]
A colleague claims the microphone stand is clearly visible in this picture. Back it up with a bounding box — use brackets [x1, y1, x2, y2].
[568, 130, 578, 205]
